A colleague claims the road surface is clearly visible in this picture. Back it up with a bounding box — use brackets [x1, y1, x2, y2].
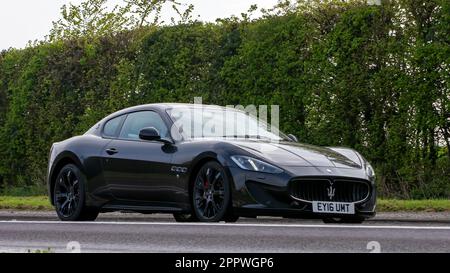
[0, 212, 449, 253]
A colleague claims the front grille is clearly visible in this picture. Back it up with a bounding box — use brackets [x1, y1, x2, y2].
[290, 178, 370, 203]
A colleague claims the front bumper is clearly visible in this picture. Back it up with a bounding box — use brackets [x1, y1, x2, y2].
[228, 166, 377, 219]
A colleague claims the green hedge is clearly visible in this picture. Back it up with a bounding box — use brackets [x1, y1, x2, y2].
[0, 0, 449, 199]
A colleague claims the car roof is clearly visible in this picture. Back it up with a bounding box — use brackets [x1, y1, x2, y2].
[102, 103, 232, 122]
[156, 103, 228, 110]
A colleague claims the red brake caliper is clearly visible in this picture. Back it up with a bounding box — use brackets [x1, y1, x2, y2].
[204, 169, 210, 189]
[204, 177, 209, 189]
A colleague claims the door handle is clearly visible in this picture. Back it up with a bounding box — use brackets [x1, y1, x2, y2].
[106, 148, 119, 155]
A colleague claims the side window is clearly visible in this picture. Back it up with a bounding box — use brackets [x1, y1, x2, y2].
[119, 111, 169, 140]
[103, 115, 126, 138]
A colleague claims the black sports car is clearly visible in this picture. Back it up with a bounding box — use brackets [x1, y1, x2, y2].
[47, 103, 376, 223]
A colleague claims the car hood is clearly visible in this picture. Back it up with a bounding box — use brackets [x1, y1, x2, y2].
[227, 140, 362, 169]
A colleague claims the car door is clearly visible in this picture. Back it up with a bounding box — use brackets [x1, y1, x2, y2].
[102, 110, 176, 203]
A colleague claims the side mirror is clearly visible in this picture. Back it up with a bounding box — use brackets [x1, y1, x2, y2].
[139, 127, 173, 144]
[287, 134, 299, 142]
[139, 127, 161, 141]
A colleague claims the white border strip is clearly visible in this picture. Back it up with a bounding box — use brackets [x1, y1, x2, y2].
[0, 220, 449, 230]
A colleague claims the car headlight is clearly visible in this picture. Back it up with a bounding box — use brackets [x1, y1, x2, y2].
[365, 163, 375, 179]
[231, 156, 283, 174]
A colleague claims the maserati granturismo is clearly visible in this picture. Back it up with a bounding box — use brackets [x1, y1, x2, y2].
[47, 103, 376, 223]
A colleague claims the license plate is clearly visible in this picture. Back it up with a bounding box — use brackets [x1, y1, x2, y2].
[312, 201, 355, 214]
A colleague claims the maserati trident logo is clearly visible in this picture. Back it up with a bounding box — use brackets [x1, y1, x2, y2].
[327, 182, 336, 200]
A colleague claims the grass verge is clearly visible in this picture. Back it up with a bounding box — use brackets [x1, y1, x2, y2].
[0, 196, 449, 212]
[0, 196, 52, 210]
[377, 199, 450, 212]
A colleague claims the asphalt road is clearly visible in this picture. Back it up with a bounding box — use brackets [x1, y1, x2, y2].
[0, 213, 449, 253]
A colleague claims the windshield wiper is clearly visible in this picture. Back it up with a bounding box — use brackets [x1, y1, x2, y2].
[221, 135, 275, 141]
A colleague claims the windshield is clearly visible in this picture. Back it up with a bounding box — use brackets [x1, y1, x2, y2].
[167, 107, 289, 141]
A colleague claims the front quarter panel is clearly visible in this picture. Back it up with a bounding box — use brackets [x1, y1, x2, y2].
[167, 141, 250, 207]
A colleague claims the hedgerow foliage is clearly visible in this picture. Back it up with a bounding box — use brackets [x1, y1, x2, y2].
[0, 0, 448, 198]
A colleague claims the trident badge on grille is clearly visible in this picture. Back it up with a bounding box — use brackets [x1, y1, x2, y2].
[327, 181, 336, 200]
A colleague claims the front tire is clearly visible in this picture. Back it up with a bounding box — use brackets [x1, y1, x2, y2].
[192, 161, 232, 222]
[54, 164, 99, 221]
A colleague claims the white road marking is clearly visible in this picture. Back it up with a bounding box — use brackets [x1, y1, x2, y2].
[0, 220, 449, 230]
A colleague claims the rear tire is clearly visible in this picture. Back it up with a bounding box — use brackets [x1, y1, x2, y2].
[53, 164, 99, 222]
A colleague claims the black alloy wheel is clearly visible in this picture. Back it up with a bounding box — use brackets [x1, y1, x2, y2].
[54, 164, 99, 221]
[192, 161, 232, 222]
